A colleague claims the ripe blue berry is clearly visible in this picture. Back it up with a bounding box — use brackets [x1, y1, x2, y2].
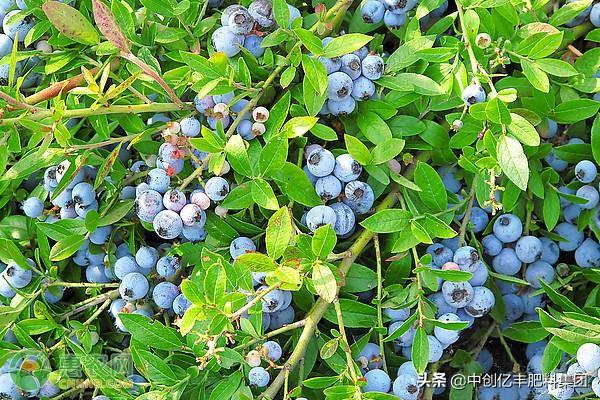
[173, 293, 191, 316]
[361, 0, 385, 23]
[591, 3, 600, 26]
[153, 210, 184, 239]
[344, 180, 374, 214]
[384, 0, 417, 13]
[461, 83, 486, 106]
[228, 8, 254, 35]
[262, 341, 282, 361]
[578, 343, 600, 372]
[306, 205, 337, 232]
[576, 185, 599, 209]
[147, 169, 170, 193]
[515, 235, 543, 263]
[481, 234, 502, 256]
[442, 281, 474, 308]
[315, 175, 342, 201]
[503, 293, 524, 321]
[492, 248, 521, 275]
[248, 0, 274, 28]
[156, 255, 181, 278]
[86, 264, 110, 283]
[244, 34, 264, 58]
[3, 10, 34, 42]
[329, 202, 356, 236]
[333, 154, 362, 182]
[464, 286, 495, 318]
[364, 369, 391, 393]
[211, 26, 244, 57]
[351, 76, 375, 101]
[357, 342, 384, 369]
[361, 55, 384, 80]
[205, 177, 230, 201]
[180, 204, 206, 227]
[22, 197, 43, 218]
[327, 97, 356, 116]
[392, 374, 419, 399]
[230, 237, 256, 259]
[493, 213, 523, 243]
[575, 160, 598, 183]
[114, 256, 140, 280]
[152, 281, 180, 309]
[434, 312, 461, 345]
[71, 182, 96, 206]
[383, 10, 406, 28]
[340, 54, 362, 80]
[3, 261, 33, 288]
[453, 246, 481, 272]
[327, 71, 353, 101]
[89, 225, 112, 245]
[427, 243, 454, 267]
[554, 222, 584, 251]
[306, 148, 335, 177]
[136, 189, 164, 222]
[135, 246, 159, 271]
[180, 117, 201, 137]
[119, 272, 149, 301]
[469, 207, 489, 233]
[575, 238, 600, 268]
[469, 263, 489, 286]
[248, 366, 270, 387]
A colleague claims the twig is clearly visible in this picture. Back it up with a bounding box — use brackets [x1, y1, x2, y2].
[230, 283, 283, 320]
[83, 298, 111, 326]
[496, 326, 521, 373]
[333, 299, 360, 383]
[234, 319, 307, 350]
[59, 289, 120, 322]
[373, 234, 388, 373]
[458, 176, 478, 246]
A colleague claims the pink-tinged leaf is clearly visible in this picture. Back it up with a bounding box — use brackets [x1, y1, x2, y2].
[92, 0, 130, 53]
[42, 1, 99, 45]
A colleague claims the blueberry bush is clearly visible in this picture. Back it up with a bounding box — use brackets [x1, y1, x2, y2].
[0, 0, 600, 399]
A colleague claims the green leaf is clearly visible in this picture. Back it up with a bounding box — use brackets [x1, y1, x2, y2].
[397, 73, 445, 95]
[592, 115, 600, 165]
[357, 111, 392, 144]
[312, 262, 337, 303]
[535, 58, 578, 77]
[543, 185, 561, 231]
[548, 0, 593, 26]
[323, 299, 378, 328]
[414, 162, 448, 211]
[321, 34, 372, 58]
[272, 0, 291, 29]
[118, 314, 184, 351]
[507, 113, 540, 146]
[528, 32, 563, 59]
[225, 135, 253, 177]
[251, 178, 279, 210]
[266, 207, 292, 259]
[134, 349, 178, 385]
[259, 135, 288, 177]
[234, 252, 278, 272]
[372, 138, 405, 164]
[552, 99, 600, 124]
[497, 135, 529, 191]
[50, 235, 85, 261]
[521, 59, 550, 93]
[42, 1, 100, 45]
[281, 116, 319, 138]
[204, 263, 226, 304]
[100, 200, 134, 226]
[220, 183, 253, 210]
[344, 134, 372, 165]
[310, 123, 338, 141]
[485, 98, 511, 125]
[360, 209, 411, 233]
[301, 55, 328, 95]
[412, 327, 429, 374]
[502, 321, 549, 343]
[271, 162, 322, 206]
[294, 28, 322, 54]
[312, 225, 337, 259]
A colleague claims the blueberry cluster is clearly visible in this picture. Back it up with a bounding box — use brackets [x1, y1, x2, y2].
[244, 341, 283, 387]
[301, 144, 373, 236]
[318, 43, 384, 116]
[0, 1, 47, 88]
[0, 259, 36, 301]
[360, 0, 447, 30]
[211, 0, 300, 57]
[229, 237, 295, 332]
[194, 91, 270, 138]
[566, 0, 600, 27]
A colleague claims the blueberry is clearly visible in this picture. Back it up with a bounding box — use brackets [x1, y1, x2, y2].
[161, 189, 185, 212]
[383, 307, 410, 322]
[173, 293, 191, 316]
[357, 342, 383, 369]
[207, 114, 231, 130]
[481, 234, 502, 256]
[453, 246, 481, 272]
[364, 369, 391, 393]
[153, 210, 184, 239]
[235, 119, 253, 141]
[315, 175, 342, 201]
[182, 224, 206, 242]
[353, 46, 369, 60]
[540, 237, 560, 264]
[351, 76, 375, 101]
[361, 0, 385, 23]
[464, 286, 495, 318]
[211, 26, 245, 57]
[136, 189, 164, 222]
[3, 10, 34, 42]
[526, 340, 547, 360]
[426, 243, 454, 267]
[392, 374, 419, 399]
[469, 262, 489, 286]
[89, 225, 112, 245]
[492, 248, 521, 275]
[156, 255, 181, 278]
[213, 92, 235, 104]
[86, 264, 110, 283]
[244, 34, 264, 57]
[306, 148, 335, 177]
[44, 284, 65, 304]
[230, 236, 256, 259]
[0, 373, 20, 400]
[428, 291, 457, 315]
[287, 4, 301, 26]
[554, 222, 584, 251]
[269, 305, 295, 330]
[0, 34, 12, 58]
[591, 3, 600, 27]
[180, 117, 201, 137]
[333, 154, 362, 182]
[114, 256, 140, 280]
[319, 55, 342, 75]
[493, 213, 523, 243]
[438, 166, 461, 193]
[340, 54, 362, 80]
[575, 160, 597, 183]
[71, 182, 96, 206]
[327, 97, 356, 116]
[3, 261, 33, 288]
[469, 207, 489, 233]
[397, 361, 418, 379]
[563, 203, 582, 223]
[442, 281, 474, 308]
[503, 293, 524, 321]
[262, 341, 282, 361]
[51, 189, 73, 208]
[515, 235, 543, 263]
[461, 83, 486, 106]
[384, 10, 406, 28]
[575, 238, 600, 268]
[537, 118, 558, 139]
[152, 281, 180, 309]
[110, 298, 127, 318]
[327, 71, 353, 101]
[22, 197, 43, 218]
[477, 348, 493, 373]
[343, 180, 374, 214]
[545, 149, 568, 172]
[179, 204, 206, 228]
[248, 0, 274, 28]
[44, 166, 59, 188]
[248, 366, 270, 387]
[388, 322, 415, 347]
[520, 289, 545, 314]
[119, 272, 149, 301]
[146, 168, 170, 193]
[361, 55, 384, 80]
[384, 0, 417, 13]
[228, 8, 254, 35]
[329, 202, 356, 236]
[434, 312, 461, 345]
[547, 373, 574, 400]
[259, 286, 285, 312]
[221, 5, 245, 26]
[576, 185, 599, 209]
[478, 387, 500, 400]
[205, 177, 230, 201]
[577, 343, 600, 372]
[194, 95, 215, 114]
[38, 380, 60, 398]
[135, 246, 159, 271]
